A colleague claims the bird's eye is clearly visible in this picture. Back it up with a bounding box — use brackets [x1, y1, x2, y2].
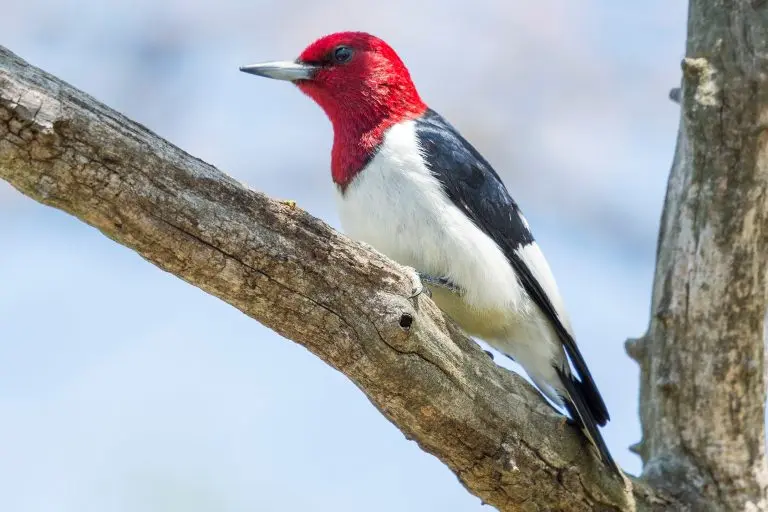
[333, 46, 354, 64]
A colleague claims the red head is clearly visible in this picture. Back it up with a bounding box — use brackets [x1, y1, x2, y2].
[241, 32, 427, 187]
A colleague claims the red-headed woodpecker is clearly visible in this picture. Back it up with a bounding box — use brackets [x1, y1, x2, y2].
[241, 31, 620, 476]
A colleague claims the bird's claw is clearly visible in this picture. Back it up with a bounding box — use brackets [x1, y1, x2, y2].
[421, 273, 463, 295]
[409, 271, 432, 299]
[408, 271, 463, 299]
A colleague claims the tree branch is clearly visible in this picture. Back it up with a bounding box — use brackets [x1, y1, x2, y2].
[10, 0, 767, 504]
[626, 1, 768, 510]
[0, 45, 661, 511]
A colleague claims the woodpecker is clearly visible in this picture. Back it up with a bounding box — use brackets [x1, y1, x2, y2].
[241, 32, 620, 476]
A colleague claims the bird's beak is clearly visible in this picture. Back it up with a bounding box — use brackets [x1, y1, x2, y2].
[239, 61, 318, 82]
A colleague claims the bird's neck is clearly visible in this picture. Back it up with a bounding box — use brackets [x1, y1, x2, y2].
[330, 101, 426, 190]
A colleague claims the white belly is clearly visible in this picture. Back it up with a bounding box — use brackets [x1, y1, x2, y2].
[335, 121, 530, 339]
[333, 120, 571, 401]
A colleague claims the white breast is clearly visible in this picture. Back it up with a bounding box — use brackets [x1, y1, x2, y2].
[334, 119, 576, 402]
[335, 120, 527, 319]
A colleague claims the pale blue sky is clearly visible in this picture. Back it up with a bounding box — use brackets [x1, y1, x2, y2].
[1, 1, 686, 510]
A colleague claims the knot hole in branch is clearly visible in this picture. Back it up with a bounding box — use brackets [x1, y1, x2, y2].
[399, 312, 413, 330]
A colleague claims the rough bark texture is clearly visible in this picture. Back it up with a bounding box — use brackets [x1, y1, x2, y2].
[0, 46, 654, 512]
[2, 1, 767, 510]
[625, 1, 768, 511]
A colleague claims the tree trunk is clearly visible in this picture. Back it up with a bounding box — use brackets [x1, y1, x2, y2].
[1, 1, 767, 510]
[626, 1, 768, 510]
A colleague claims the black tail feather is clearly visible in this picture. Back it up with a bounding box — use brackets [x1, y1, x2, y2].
[557, 368, 621, 477]
[562, 345, 609, 426]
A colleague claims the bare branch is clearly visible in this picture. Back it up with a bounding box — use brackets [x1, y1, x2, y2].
[7, 1, 767, 507]
[0, 45, 665, 511]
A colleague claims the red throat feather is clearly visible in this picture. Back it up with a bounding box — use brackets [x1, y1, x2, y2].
[295, 32, 427, 189]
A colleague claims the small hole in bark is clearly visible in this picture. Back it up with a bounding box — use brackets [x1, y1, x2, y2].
[399, 313, 413, 329]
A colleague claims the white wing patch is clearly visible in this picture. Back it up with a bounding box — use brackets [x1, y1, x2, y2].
[514, 242, 573, 335]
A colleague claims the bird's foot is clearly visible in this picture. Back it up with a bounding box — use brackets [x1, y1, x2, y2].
[418, 273, 463, 295]
[408, 270, 432, 299]
[409, 271, 463, 299]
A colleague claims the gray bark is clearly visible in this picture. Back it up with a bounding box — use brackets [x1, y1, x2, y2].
[0, 45, 648, 512]
[625, 1, 768, 511]
[1, 1, 766, 510]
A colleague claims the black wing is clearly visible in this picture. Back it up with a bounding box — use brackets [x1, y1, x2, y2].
[414, 109, 610, 427]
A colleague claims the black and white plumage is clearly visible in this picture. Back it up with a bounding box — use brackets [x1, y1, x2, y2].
[240, 31, 619, 476]
[335, 111, 618, 475]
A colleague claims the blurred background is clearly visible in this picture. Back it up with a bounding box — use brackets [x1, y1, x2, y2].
[1, 1, 686, 510]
